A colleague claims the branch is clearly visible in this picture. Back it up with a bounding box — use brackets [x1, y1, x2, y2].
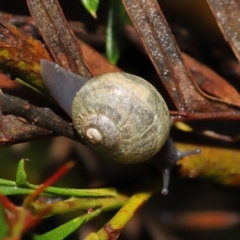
[0, 93, 82, 146]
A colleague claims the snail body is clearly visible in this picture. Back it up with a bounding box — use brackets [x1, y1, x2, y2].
[40, 60, 200, 194]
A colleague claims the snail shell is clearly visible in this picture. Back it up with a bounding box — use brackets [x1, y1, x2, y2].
[72, 72, 171, 164]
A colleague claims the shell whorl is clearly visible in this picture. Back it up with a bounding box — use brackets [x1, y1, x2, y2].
[72, 72, 170, 164]
[79, 114, 120, 147]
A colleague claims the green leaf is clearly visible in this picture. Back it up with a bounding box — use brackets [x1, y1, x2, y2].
[0, 203, 8, 238]
[81, 0, 99, 18]
[34, 209, 101, 240]
[106, 0, 130, 64]
[15, 159, 30, 187]
[106, 0, 121, 65]
[0, 178, 16, 186]
[16, 78, 43, 96]
[0, 186, 38, 195]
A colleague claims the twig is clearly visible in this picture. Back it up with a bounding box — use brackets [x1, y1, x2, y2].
[0, 93, 81, 142]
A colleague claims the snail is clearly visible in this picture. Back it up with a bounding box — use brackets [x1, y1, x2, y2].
[40, 60, 200, 195]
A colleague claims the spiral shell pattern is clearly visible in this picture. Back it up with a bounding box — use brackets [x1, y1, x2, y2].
[72, 72, 170, 164]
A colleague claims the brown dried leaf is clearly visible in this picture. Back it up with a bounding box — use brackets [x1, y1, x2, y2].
[206, 0, 240, 63]
[122, 0, 186, 110]
[0, 18, 52, 94]
[78, 39, 122, 76]
[26, 0, 92, 78]
[183, 53, 240, 106]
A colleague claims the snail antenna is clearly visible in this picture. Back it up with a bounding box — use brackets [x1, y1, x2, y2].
[161, 169, 170, 195]
[156, 139, 201, 195]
